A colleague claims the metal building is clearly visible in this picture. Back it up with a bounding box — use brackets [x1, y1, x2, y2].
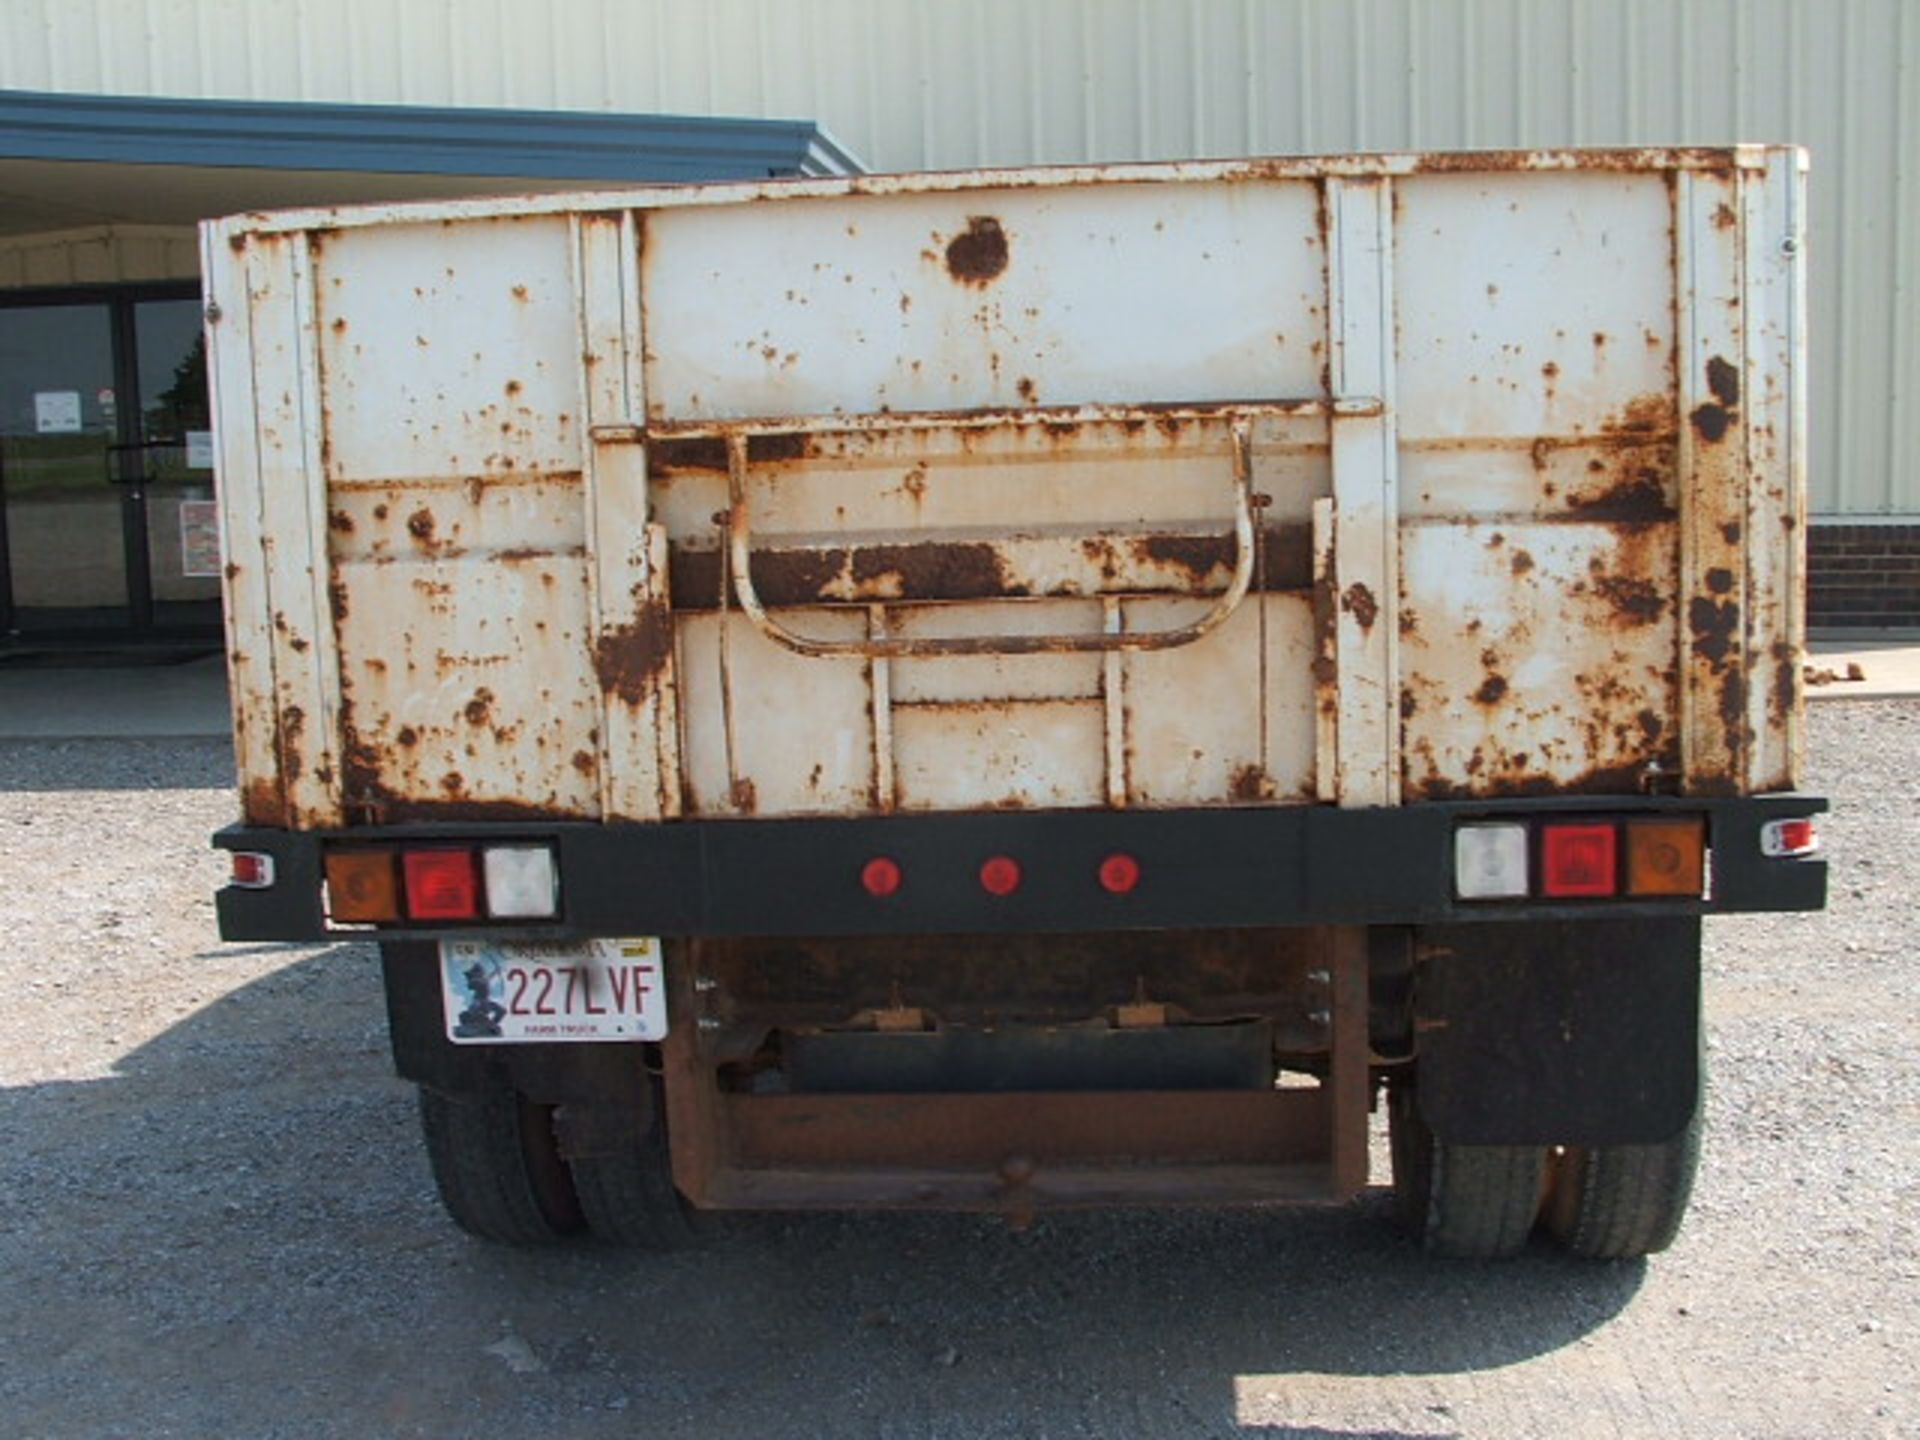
[1, 0, 1914, 640]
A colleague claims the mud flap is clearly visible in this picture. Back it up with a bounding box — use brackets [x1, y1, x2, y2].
[1412, 918, 1700, 1146]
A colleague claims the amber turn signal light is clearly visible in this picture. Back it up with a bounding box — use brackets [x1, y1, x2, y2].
[1626, 818, 1707, 896]
[324, 848, 401, 923]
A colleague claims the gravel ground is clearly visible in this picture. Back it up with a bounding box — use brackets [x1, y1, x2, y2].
[0, 705, 1913, 1439]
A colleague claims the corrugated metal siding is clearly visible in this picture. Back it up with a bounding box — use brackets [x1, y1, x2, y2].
[1, 0, 1910, 515]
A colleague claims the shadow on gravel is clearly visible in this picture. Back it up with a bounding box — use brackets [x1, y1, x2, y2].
[0, 945, 1644, 1438]
[0, 735, 233, 792]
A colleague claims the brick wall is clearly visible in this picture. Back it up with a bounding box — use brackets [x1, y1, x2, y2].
[1808, 524, 1920, 628]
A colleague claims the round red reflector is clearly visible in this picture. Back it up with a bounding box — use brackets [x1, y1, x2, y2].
[861, 857, 903, 898]
[1098, 853, 1141, 894]
[978, 855, 1022, 896]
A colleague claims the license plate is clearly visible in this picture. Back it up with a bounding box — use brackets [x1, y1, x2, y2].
[440, 938, 666, 1044]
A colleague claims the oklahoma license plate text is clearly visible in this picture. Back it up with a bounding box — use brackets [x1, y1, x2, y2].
[439, 938, 666, 1044]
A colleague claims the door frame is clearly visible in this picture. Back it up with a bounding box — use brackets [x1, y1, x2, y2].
[0, 278, 207, 643]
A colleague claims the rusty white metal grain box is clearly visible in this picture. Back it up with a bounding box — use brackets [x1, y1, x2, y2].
[205, 147, 1808, 831]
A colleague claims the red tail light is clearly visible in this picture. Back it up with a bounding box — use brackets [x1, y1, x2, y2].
[1760, 817, 1820, 858]
[403, 849, 481, 920]
[231, 852, 276, 889]
[1541, 823, 1618, 897]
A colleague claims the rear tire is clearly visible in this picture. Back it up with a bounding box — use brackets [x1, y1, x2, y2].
[565, 1083, 703, 1249]
[418, 1081, 586, 1245]
[1389, 1084, 1546, 1259]
[1544, 1112, 1702, 1260]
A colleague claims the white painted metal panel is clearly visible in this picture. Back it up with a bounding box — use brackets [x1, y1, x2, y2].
[892, 700, 1107, 813]
[1399, 521, 1680, 799]
[655, 423, 1320, 539]
[1122, 595, 1318, 806]
[1677, 166, 1751, 796]
[889, 603, 1104, 706]
[675, 608, 875, 817]
[241, 229, 342, 827]
[1325, 176, 1399, 809]
[640, 181, 1326, 419]
[575, 210, 680, 822]
[311, 218, 579, 484]
[324, 474, 583, 559]
[1393, 173, 1676, 443]
[330, 552, 603, 818]
[1742, 148, 1806, 790]
[202, 220, 281, 826]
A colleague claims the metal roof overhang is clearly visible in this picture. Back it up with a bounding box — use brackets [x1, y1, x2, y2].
[0, 87, 861, 180]
[0, 88, 862, 242]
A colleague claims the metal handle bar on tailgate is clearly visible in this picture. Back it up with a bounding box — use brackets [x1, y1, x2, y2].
[713, 408, 1285, 660]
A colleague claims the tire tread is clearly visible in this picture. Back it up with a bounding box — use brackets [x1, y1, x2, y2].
[566, 1089, 702, 1249]
[569, 1149, 701, 1250]
[418, 1085, 583, 1246]
[1390, 1086, 1545, 1260]
[1425, 1141, 1548, 1259]
[1553, 1119, 1701, 1260]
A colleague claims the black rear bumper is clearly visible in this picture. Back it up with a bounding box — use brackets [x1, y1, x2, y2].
[214, 793, 1827, 943]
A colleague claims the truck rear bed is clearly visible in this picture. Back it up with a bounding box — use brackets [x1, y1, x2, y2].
[206, 147, 1808, 840]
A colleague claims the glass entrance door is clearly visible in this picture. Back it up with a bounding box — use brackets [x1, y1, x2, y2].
[0, 301, 129, 632]
[133, 296, 221, 632]
[0, 284, 214, 640]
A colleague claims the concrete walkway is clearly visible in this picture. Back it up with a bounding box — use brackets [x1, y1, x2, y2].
[1802, 632, 1920, 701]
[0, 636, 1914, 743]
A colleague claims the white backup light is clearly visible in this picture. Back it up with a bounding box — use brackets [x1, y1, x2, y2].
[1454, 823, 1530, 899]
[483, 845, 560, 919]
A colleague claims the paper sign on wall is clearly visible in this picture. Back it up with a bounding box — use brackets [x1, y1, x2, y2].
[34, 391, 81, 434]
[186, 431, 215, 469]
[179, 499, 221, 578]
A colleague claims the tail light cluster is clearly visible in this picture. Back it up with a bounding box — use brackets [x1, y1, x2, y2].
[318, 843, 559, 924]
[1454, 816, 1714, 902]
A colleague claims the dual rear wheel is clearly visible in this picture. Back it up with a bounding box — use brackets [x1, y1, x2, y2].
[417, 1076, 700, 1249]
[1388, 1084, 1701, 1260]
